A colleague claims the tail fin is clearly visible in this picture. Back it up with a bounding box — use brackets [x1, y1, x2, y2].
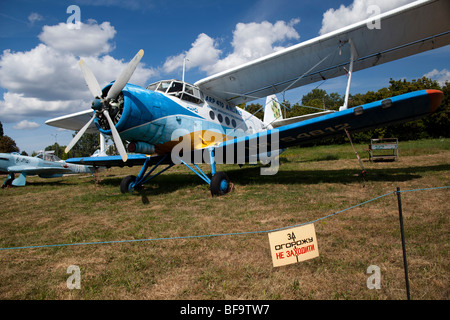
[263, 94, 283, 127]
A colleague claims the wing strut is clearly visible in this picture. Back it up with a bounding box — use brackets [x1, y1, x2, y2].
[344, 128, 366, 185]
[340, 39, 359, 111]
[281, 45, 339, 95]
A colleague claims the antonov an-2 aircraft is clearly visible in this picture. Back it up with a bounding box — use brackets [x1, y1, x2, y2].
[46, 0, 449, 196]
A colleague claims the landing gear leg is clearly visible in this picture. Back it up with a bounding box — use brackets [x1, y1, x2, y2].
[120, 155, 174, 193]
[174, 147, 232, 196]
[1, 173, 14, 189]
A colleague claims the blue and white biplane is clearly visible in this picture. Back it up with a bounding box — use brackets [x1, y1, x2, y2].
[46, 0, 449, 196]
[0, 151, 97, 187]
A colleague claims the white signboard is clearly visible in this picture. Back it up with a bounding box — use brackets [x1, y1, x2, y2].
[268, 224, 319, 267]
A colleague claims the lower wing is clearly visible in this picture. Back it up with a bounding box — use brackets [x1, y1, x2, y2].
[201, 89, 443, 164]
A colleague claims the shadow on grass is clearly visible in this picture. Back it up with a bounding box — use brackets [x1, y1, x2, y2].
[99, 163, 450, 200]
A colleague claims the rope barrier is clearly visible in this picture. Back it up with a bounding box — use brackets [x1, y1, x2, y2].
[1, 186, 448, 252]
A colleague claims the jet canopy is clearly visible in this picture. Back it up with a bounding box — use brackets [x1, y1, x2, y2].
[35, 151, 62, 162]
[147, 80, 204, 104]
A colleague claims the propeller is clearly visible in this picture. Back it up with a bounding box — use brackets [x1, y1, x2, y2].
[65, 50, 144, 162]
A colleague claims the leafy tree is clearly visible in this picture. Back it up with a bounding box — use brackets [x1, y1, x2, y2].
[45, 143, 67, 160]
[0, 121, 19, 153]
[67, 132, 101, 158]
[301, 89, 343, 111]
[0, 135, 19, 153]
[244, 103, 264, 120]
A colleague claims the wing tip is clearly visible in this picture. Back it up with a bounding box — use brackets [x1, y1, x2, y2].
[426, 89, 444, 113]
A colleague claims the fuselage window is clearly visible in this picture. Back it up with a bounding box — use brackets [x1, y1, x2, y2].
[232, 119, 237, 128]
[218, 114, 223, 123]
[225, 117, 230, 126]
[209, 111, 215, 120]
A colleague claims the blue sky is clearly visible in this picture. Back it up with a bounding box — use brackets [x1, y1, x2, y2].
[0, 0, 448, 154]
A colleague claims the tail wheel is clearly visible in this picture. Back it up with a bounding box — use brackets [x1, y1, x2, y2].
[120, 175, 136, 194]
[210, 171, 231, 196]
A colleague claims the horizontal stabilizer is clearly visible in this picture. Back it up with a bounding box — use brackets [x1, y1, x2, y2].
[45, 109, 97, 132]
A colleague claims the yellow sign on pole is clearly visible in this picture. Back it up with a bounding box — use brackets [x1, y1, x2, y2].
[268, 224, 319, 267]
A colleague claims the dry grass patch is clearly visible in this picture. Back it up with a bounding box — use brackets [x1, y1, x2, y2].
[0, 139, 448, 300]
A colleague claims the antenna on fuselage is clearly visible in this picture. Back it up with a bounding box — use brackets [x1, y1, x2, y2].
[182, 57, 189, 83]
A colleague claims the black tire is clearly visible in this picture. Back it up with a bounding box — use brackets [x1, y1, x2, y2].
[120, 175, 136, 194]
[210, 171, 231, 196]
[1, 178, 13, 188]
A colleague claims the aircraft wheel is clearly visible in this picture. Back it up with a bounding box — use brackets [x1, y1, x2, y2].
[120, 175, 136, 194]
[2, 178, 13, 188]
[210, 171, 231, 196]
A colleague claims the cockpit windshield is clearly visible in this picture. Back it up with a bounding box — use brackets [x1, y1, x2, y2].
[35, 152, 62, 162]
[147, 80, 204, 104]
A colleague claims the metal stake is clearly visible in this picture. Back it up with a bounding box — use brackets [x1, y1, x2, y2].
[396, 187, 411, 300]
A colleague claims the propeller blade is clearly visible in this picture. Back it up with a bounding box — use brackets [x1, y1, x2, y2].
[79, 60, 103, 98]
[65, 115, 96, 154]
[106, 49, 144, 100]
[103, 110, 128, 162]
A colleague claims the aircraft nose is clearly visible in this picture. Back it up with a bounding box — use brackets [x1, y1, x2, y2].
[92, 98, 103, 111]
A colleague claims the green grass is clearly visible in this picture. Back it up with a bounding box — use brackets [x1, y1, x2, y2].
[0, 138, 449, 300]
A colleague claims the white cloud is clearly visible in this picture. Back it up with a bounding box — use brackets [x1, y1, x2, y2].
[163, 19, 300, 76]
[424, 69, 450, 86]
[0, 21, 156, 125]
[163, 33, 221, 75]
[0, 92, 88, 122]
[319, 0, 415, 35]
[38, 21, 116, 57]
[0, 45, 84, 101]
[13, 120, 41, 130]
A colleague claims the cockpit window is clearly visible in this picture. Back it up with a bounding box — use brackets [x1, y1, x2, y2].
[147, 80, 204, 104]
[156, 81, 171, 93]
[168, 81, 183, 93]
[147, 83, 158, 91]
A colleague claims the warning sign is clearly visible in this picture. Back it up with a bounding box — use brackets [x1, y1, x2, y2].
[268, 224, 319, 267]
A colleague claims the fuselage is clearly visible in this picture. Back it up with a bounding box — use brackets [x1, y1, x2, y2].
[95, 80, 265, 155]
[0, 152, 94, 176]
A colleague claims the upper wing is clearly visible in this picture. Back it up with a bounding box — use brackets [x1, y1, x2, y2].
[45, 109, 97, 132]
[195, 0, 450, 105]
